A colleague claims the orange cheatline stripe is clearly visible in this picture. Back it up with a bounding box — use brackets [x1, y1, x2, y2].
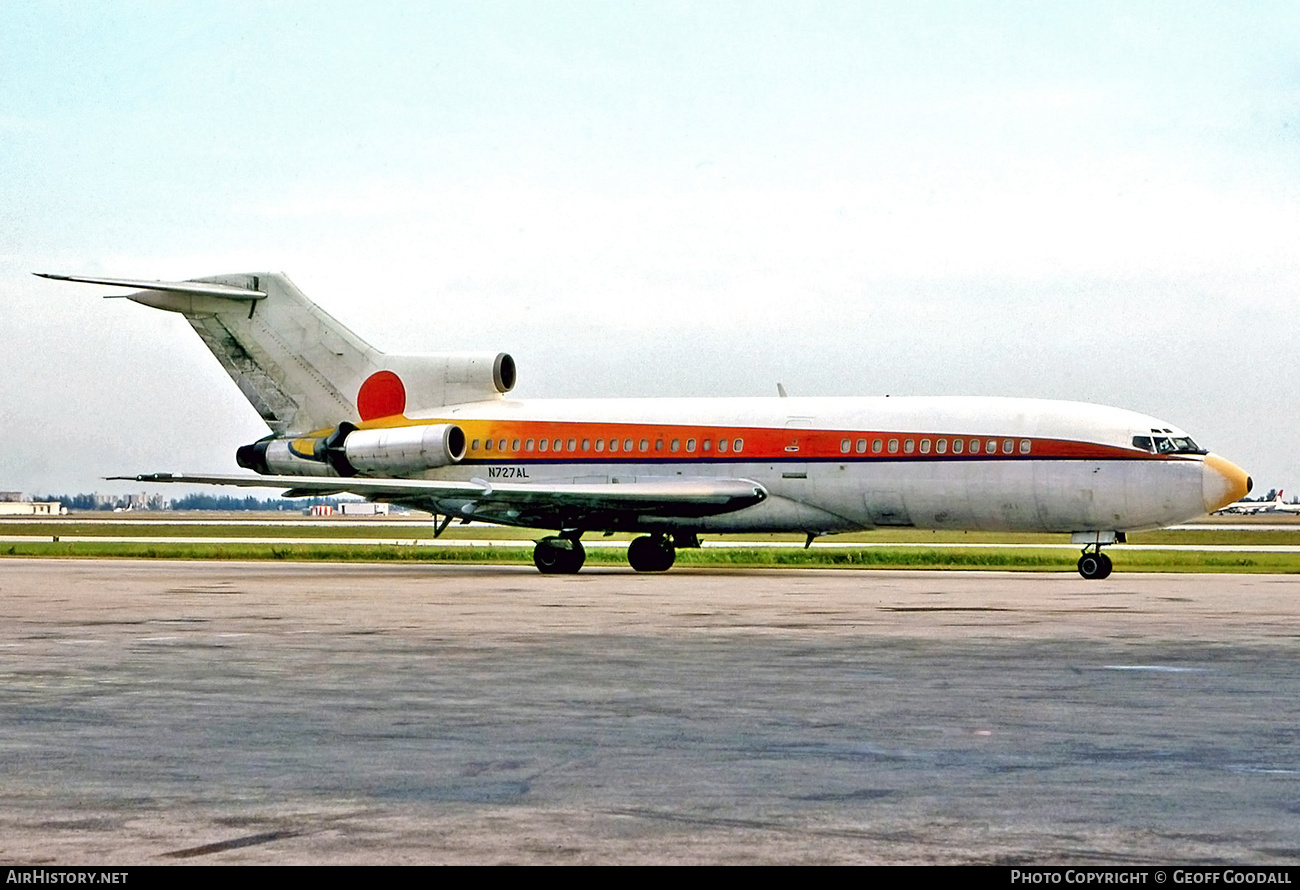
[347, 418, 1161, 463]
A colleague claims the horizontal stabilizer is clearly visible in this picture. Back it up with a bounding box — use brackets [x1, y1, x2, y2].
[35, 273, 266, 301]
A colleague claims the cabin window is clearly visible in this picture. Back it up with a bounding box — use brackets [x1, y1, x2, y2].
[512, 438, 520, 451]
[733, 438, 743, 453]
[554, 438, 563, 451]
[609, 439, 620, 452]
[936, 439, 947, 454]
[484, 439, 493, 451]
[919, 439, 931, 454]
[639, 439, 649, 452]
[687, 438, 696, 452]
[702, 439, 712, 452]
[472, 439, 481, 451]
[1020, 439, 1031, 454]
[567, 438, 577, 452]
[953, 439, 964, 454]
[671, 439, 680, 452]
[581, 439, 590, 451]
[969, 439, 980, 454]
[624, 439, 634, 452]
[1001, 439, 1012, 454]
[841, 439, 851, 453]
[903, 439, 915, 454]
[595, 439, 604, 452]
[655, 439, 664, 451]
[887, 439, 899, 454]
[856, 438, 867, 454]
[525, 438, 534, 451]
[718, 439, 729, 453]
[538, 439, 548, 452]
[872, 439, 883, 454]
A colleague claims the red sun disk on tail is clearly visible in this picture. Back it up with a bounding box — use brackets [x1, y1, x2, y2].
[357, 371, 407, 420]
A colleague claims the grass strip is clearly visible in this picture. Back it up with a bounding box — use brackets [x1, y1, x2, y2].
[3, 540, 1298, 573]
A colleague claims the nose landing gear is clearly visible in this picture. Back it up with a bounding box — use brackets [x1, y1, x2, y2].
[1077, 548, 1113, 580]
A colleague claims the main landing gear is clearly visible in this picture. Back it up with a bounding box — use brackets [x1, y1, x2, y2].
[627, 534, 676, 573]
[1077, 547, 1113, 580]
[532, 532, 688, 574]
[533, 535, 586, 574]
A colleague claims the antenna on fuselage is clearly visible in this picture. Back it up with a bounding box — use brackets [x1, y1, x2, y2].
[777, 383, 788, 398]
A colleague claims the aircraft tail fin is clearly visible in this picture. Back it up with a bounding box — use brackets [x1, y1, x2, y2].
[41, 272, 379, 434]
[40, 271, 517, 435]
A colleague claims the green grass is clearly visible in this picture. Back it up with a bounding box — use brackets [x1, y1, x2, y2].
[5, 522, 1300, 546]
[3, 539, 1299, 573]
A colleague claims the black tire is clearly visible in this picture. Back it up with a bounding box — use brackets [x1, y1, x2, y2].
[628, 535, 675, 572]
[534, 538, 585, 574]
[1095, 552, 1113, 579]
[1077, 552, 1111, 580]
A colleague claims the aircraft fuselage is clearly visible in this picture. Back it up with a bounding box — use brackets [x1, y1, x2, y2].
[383, 394, 1244, 536]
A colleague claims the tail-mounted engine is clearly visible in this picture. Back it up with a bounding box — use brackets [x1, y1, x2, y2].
[237, 422, 466, 477]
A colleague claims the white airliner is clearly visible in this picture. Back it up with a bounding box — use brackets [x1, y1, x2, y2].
[39, 271, 1251, 579]
[1216, 490, 1300, 515]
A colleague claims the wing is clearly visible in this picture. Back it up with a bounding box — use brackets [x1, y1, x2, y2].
[111, 473, 767, 529]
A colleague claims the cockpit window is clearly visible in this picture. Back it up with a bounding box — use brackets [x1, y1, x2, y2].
[1138, 434, 1205, 455]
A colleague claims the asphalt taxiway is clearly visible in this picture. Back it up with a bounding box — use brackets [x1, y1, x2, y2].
[0, 560, 1296, 864]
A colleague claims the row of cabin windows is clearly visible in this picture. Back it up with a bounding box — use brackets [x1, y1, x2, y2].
[839, 437, 1032, 456]
[471, 436, 746, 455]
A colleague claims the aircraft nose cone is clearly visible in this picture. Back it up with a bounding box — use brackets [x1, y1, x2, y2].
[1203, 454, 1252, 513]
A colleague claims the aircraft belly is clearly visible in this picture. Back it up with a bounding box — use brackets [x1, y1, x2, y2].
[404, 456, 1208, 535]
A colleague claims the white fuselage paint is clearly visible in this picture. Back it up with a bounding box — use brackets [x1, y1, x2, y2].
[387, 395, 1235, 535]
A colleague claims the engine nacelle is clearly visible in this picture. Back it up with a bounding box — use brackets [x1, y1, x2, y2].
[236, 423, 466, 477]
[341, 423, 466, 475]
[381, 352, 516, 411]
[237, 436, 339, 476]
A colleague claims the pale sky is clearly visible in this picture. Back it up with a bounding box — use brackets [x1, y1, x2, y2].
[2, 2, 1297, 496]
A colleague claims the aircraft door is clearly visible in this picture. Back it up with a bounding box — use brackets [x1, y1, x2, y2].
[781, 417, 812, 481]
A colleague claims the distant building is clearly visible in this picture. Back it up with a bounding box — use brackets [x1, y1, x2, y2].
[0, 499, 64, 516]
[340, 502, 389, 516]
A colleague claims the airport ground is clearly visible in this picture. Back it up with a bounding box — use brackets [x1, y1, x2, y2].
[0, 557, 1297, 864]
[5, 513, 1300, 573]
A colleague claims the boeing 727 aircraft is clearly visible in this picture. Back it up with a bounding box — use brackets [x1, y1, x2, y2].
[39, 271, 1251, 579]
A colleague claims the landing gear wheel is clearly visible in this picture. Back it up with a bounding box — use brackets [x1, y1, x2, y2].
[1077, 551, 1113, 580]
[534, 537, 586, 574]
[627, 535, 676, 572]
